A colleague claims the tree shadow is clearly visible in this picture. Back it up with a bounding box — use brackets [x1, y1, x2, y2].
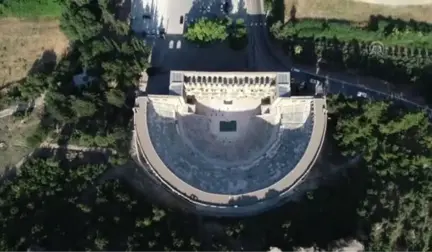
[0, 49, 58, 95]
[114, 0, 131, 22]
[289, 4, 297, 23]
[226, 164, 367, 250]
[268, 0, 285, 25]
[28, 49, 58, 76]
[0, 165, 17, 185]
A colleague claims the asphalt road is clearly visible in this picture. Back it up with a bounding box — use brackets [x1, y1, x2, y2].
[146, 0, 249, 94]
[243, 0, 432, 115]
[244, 0, 291, 71]
[290, 67, 432, 116]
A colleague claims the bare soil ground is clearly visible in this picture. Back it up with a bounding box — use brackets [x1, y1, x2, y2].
[284, 0, 432, 22]
[0, 112, 40, 171]
[0, 18, 69, 88]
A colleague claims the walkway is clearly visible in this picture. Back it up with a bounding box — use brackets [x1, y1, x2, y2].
[0, 94, 45, 119]
[13, 142, 116, 170]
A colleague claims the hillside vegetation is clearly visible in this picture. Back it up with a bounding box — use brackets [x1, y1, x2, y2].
[270, 7, 432, 102]
[0, 0, 431, 250]
[1, 95, 431, 251]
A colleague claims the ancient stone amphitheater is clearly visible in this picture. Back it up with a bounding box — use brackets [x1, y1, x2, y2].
[133, 71, 327, 216]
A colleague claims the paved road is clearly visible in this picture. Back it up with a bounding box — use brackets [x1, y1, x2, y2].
[244, 0, 432, 114]
[290, 67, 432, 116]
[146, 0, 250, 94]
[244, 0, 294, 71]
[144, 0, 432, 110]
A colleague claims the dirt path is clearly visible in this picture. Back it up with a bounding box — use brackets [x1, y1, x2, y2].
[13, 142, 116, 170]
[0, 93, 45, 119]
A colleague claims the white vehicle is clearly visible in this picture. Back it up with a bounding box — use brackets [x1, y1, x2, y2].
[309, 79, 319, 84]
[357, 91, 368, 98]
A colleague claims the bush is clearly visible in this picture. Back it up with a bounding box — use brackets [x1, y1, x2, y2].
[185, 17, 229, 45]
[26, 125, 49, 147]
[272, 18, 432, 49]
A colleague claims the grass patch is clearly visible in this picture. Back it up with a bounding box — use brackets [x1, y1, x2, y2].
[0, 18, 69, 88]
[281, 18, 432, 49]
[0, 111, 40, 170]
[284, 0, 432, 23]
[0, 0, 62, 18]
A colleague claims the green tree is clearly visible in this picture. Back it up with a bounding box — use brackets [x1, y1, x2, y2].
[18, 73, 52, 101]
[185, 17, 229, 44]
[59, 0, 104, 41]
[0, 156, 204, 251]
[106, 88, 125, 108]
[328, 95, 432, 251]
[71, 96, 98, 118]
[228, 18, 248, 50]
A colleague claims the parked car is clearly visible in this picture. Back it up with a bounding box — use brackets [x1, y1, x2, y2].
[357, 91, 368, 98]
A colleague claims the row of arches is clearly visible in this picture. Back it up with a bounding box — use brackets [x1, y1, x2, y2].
[184, 75, 276, 85]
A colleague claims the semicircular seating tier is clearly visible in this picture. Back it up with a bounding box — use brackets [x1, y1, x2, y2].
[178, 114, 279, 164]
[146, 100, 315, 195]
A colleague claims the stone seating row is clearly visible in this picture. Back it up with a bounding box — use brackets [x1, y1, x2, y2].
[146, 104, 315, 195]
[180, 115, 278, 163]
[279, 101, 312, 124]
[151, 103, 176, 118]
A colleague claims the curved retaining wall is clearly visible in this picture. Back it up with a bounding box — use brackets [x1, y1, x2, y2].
[133, 97, 327, 215]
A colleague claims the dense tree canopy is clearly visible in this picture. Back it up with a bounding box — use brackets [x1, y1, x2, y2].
[2, 0, 432, 249]
[328, 95, 432, 251]
[185, 17, 229, 44]
[2, 95, 432, 251]
[0, 157, 202, 251]
[23, 0, 152, 153]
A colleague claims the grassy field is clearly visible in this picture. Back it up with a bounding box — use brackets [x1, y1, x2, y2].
[283, 19, 432, 48]
[284, 0, 432, 22]
[0, 112, 40, 171]
[0, 18, 69, 88]
[0, 0, 62, 18]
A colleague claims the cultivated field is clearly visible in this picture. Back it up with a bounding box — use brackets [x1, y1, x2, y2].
[0, 18, 69, 88]
[284, 0, 432, 22]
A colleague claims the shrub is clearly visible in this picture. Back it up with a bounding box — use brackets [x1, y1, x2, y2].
[185, 17, 229, 45]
